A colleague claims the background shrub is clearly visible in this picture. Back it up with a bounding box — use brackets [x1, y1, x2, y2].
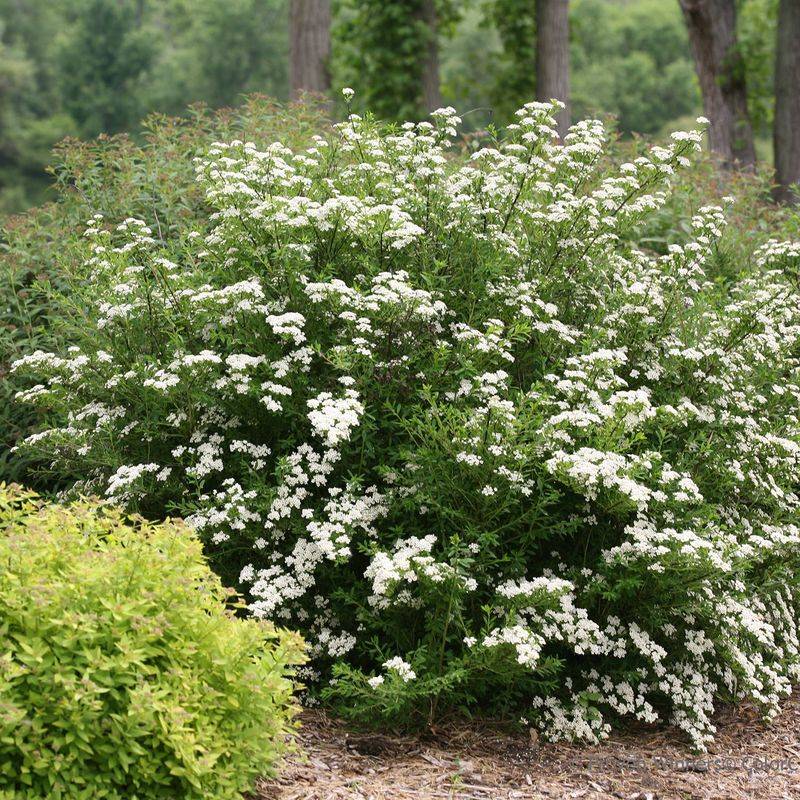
[0, 485, 304, 799]
[10, 99, 800, 750]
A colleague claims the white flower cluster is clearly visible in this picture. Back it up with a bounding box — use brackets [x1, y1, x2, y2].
[365, 534, 464, 609]
[368, 656, 417, 687]
[307, 389, 364, 448]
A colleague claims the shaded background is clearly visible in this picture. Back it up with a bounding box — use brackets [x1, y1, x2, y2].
[0, 0, 781, 216]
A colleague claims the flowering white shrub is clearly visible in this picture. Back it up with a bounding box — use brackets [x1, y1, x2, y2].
[13, 96, 800, 749]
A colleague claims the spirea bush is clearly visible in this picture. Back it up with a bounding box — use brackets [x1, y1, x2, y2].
[0, 486, 303, 799]
[13, 96, 800, 750]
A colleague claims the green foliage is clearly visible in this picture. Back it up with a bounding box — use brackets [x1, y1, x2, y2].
[147, 0, 288, 114]
[738, 0, 778, 135]
[570, 0, 699, 136]
[0, 98, 328, 489]
[0, 0, 292, 214]
[0, 34, 36, 212]
[482, 0, 537, 122]
[334, 0, 459, 120]
[56, 0, 155, 137]
[0, 484, 304, 799]
[0, 4, 77, 213]
[439, 6, 501, 131]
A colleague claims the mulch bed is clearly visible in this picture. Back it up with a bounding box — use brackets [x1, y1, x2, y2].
[257, 695, 800, 799]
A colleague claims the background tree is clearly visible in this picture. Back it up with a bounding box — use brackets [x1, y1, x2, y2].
[56, 0, 155, 136]
[0, 0, 291, 214]
[0, 1, 75, 212]
[157, 0, 288, 110]
[289, 0, 331, 99]
[678, 0, 756, 168]
[535, 0, 570, 137]
[483, 0, 537, 123]
[420, 0, 442, 111]
[772, 0, 799, 204]
[0, 30, 39, 212]
[333, 0, 454, 120]
[570, 0, 698, 137]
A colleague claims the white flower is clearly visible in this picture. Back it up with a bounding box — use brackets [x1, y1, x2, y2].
[383, 657, 416, 682]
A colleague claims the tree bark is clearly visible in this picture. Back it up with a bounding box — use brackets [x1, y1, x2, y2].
[420, 0, 442, 112]
[773, 0, 800, 204]
[289, 0, 331, 100]
[535, 0, 571, 138]
[678, 0, 755, 169]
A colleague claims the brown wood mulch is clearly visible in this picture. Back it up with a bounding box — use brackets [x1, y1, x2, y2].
[257, 695, 800, 800]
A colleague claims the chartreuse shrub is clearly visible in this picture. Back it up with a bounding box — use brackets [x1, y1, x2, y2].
[0, 486, 304, 799]
[11, 95, 800, 750]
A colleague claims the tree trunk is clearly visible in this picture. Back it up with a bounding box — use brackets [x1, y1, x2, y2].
[420, 0, 442, 113]
[289, 0, 331, 100]
[678, 0, 755, 169]
[535, 0, 571, 138]
[773, 0, 800, 204]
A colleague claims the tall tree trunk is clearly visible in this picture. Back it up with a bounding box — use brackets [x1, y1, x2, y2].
[678, 0, 755, 169]
[535, 0, 570, 138]
[289, 0, 331, 100]
[420, 0, 442, 112]
[773, 0, 800, 204]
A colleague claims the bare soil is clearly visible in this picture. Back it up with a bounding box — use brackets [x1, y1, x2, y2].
[258, 695, 800, 799]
